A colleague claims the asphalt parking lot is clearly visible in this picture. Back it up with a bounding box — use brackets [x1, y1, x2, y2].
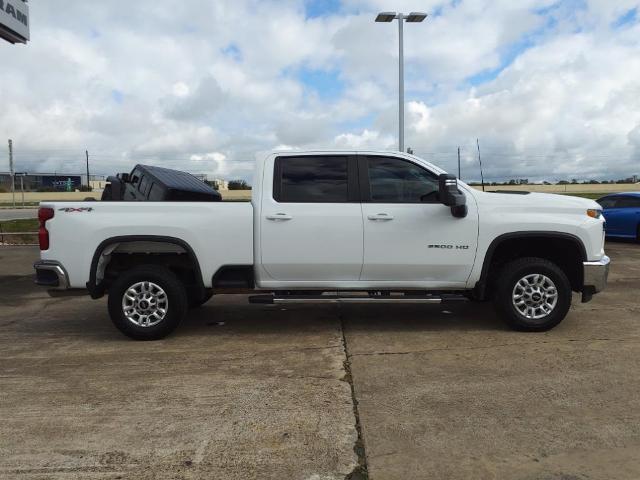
[1, 242, 639, 479]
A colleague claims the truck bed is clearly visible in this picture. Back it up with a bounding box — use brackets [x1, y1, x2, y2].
[40, 201, 253, 288]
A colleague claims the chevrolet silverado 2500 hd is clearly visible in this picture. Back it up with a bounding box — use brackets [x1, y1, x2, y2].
[34, 151, 610, 340]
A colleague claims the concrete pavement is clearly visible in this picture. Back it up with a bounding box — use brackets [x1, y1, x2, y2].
[343, 242, 640, 479]
[1, 242, 639, 479]
[0, 247, 357, 479]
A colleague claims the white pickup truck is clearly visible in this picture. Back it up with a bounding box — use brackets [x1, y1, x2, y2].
[34, 151, 610, 340]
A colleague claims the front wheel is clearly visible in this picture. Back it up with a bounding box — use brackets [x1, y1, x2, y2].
[493, 257, 572, 332]
[107, 265, 188, 340]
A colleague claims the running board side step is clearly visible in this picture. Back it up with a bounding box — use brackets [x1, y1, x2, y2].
[248, 293, 468, 305]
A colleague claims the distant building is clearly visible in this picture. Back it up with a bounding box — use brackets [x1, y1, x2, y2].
[90, 179, 107, 191]
[0, 172, 83, 191]
[633, 175, 638, 184]
[193, 174, 229, 191]
[210, 178, 229, 191]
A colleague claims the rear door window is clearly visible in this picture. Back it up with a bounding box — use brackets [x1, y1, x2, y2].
[274, 156, 353, 203]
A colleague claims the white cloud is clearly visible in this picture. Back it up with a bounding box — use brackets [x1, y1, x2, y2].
[0, 0, 638, 183]
[401, 23, 640, 181]
[172, 82, 190, 97]
[334, 129, 395, 149]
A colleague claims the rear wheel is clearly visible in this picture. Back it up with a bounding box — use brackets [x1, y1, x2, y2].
[107, 265, 188, 340]
[493, 257, 572, 331]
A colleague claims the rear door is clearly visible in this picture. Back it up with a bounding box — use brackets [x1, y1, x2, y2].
[260, 154, 363, 282]
[358, 154, 478, 285]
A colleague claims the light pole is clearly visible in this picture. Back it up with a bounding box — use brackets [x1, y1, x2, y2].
[375, 11, 427, 152]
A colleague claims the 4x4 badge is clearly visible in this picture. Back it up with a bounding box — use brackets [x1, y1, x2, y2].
[58, 207, 94, 213]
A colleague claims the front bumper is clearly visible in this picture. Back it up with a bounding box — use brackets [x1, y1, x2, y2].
[582, 255, 610, 302]
[34, 260, 69, 290]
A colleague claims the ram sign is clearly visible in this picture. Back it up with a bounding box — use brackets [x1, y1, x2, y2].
[0, 0, 29, 44]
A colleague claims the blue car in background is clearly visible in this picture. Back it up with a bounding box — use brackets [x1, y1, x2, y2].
[597, 192, 640, 241]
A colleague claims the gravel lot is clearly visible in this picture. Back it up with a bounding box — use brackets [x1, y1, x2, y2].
[1, 242, 639, 479]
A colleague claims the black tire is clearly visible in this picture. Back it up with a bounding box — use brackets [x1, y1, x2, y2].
[107, 265, 188, 340]
[493, 257, 572, 332]
[636, 224, 640, 243]
[188, 289, 214, 309]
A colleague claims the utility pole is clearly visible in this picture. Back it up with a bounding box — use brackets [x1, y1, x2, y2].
[457, 146, 461, 179]
[476, 138, 485, 192]
[375, 11, 428, 153]
[8, 139, 15, 207]
[85, 150, 90, 190]
[20, 175, 24, 207]
[398, 13, 404, 153]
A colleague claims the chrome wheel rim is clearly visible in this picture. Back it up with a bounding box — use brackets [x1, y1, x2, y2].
[122, 281, 168, 327]
[512, 274, 558, 320]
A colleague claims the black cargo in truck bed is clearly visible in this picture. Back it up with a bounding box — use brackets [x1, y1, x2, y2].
[102, 164, 222, 202]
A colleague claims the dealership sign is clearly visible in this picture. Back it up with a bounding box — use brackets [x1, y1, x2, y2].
[0, 0, 29, 44]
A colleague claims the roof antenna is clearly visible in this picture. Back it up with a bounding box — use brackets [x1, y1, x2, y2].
[476, 138, 485, 192]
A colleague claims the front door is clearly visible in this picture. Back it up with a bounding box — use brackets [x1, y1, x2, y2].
[260, 154, 363, 282]
[359, 155, 478, 286]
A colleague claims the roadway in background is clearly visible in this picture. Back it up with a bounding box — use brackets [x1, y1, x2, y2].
[0, 209, 37, 221]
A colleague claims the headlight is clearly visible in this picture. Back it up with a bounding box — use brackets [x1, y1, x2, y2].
[587, 209, 602, 219]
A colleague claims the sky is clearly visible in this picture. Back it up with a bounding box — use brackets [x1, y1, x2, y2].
[1, 0, 639, 183]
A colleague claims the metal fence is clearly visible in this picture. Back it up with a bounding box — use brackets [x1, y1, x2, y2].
[0, 224, 38, 245]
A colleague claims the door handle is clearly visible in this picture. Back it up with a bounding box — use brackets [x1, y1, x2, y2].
[266, 213, 292, 221]
[367, 213, 394, 221]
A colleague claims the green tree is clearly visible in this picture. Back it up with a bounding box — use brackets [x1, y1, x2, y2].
[228, 180, 251, 190]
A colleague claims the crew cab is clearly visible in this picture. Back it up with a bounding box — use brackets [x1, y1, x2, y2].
[34, 151, 610, 340]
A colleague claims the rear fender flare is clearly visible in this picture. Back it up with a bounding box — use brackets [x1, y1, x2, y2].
[87, 235, 203, 299]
